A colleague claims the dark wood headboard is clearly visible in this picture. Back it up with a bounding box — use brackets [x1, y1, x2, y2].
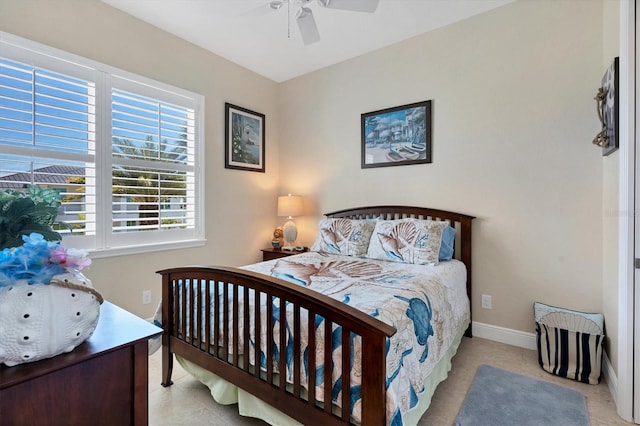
[325, 205, 475, 335]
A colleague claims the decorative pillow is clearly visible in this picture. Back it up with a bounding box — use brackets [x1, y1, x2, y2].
[439, 225, 456, 261]
[366, 218, 448, 265]
[310, 218, 375, 257]
[534, 302, 604, 384]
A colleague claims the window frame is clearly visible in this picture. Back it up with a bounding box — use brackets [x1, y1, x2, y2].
[0, 31, 206, 258]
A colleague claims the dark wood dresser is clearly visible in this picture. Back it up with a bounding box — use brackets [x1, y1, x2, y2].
[0, 301, 162, 426]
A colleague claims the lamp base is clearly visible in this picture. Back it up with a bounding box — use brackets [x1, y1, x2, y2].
[282, 219, 298, 250]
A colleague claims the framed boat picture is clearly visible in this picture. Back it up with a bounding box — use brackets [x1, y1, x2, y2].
[361, 100, 432, 168]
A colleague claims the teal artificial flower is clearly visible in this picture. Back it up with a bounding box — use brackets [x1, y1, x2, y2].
[0, 233, 90, 287]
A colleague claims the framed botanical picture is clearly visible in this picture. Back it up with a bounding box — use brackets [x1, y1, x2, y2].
[361, 100, 432, 168]
[225, 103, 265, 172]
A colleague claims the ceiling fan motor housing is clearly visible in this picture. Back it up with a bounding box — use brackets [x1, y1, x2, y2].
[268, 0, 380, 45]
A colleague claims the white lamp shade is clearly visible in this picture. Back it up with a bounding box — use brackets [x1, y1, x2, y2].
[277, 195, 303, 218]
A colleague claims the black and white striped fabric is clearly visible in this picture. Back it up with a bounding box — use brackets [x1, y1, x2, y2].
[534, 302, 604, 385]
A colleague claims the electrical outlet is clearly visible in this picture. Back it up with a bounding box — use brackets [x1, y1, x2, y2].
[481, 294, 492, 310]
[142, 290, 152, 305]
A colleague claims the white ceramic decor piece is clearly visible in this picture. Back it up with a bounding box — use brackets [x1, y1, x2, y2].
[0, 271, 102, 367]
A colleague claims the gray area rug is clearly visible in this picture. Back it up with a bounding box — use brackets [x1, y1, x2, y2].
[454, 364, 589, 426]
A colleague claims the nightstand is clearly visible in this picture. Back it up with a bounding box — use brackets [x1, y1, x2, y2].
[261, 248, 305, 261]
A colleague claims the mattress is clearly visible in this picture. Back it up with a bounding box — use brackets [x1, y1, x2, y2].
[164, 252, 470, 425]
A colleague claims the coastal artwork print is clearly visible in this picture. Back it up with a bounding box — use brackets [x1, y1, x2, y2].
[225, 103, 265, 172]
[361, 100, 432, 168]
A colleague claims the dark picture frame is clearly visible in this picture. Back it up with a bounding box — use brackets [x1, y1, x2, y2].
[225, 103, 265, 172]
[361, 100, 432, 168]
[600, 57, 619, 156]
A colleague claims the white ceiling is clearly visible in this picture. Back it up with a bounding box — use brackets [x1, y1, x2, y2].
[102, 0, 514, 83]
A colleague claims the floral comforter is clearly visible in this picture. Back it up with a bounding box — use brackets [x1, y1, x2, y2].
[241, 252, 470, 425]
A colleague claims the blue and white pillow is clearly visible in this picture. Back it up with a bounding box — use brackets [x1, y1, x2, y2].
[366, 218, 448, 265]
[311, 218, 375, 257]
[439, 225, 456, 261]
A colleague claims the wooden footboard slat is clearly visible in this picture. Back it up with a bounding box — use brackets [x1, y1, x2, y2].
[279, 297, 286, 390]
[197, 279, 202, 347]
[223, 281, 229, 362]
[266, 293, 274, 384]
[243, 287, 250, 372]
[254, 289, 261, 378]
[293, 305, 301, 397]
[308, 310, 317, 407]
[232, 284, 239, 366]
[341, 327, 350, 422]
[187, 280, 192, 345]
[324, 319, 332, 414]
[190, 279, 196, 346]
[213, 280, 219, 353]
[205, 279, 211, 353]
[180, 280, 186, 342]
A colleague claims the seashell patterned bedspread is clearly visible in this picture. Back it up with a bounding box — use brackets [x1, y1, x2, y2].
[240, 252, 470, 425]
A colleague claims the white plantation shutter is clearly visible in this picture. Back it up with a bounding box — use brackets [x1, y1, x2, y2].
[0, 54, 97, 246]
[108, 78, 198, 246]
[0, 33, 204, 255]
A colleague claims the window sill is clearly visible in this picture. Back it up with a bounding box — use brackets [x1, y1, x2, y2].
[88, 238, 207, 259]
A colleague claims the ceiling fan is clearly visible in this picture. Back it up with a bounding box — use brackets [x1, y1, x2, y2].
[260, 0, 380, 45]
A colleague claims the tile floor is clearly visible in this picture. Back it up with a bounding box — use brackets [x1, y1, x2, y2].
[148, 337, 631, 425]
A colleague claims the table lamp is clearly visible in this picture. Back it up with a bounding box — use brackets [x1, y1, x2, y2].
[277, 194, 303, 250]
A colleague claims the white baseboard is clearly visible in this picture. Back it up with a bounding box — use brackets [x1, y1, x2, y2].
[472, 321, 617, 401]
[601, 351, 617, 406]
[472, 321, 537, 350]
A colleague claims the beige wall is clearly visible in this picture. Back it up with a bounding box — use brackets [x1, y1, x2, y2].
[0, 0, 281, 317]
[601, 0, 620, 373]
[0, 0, 614, 368]
[279, 0, 605, 334]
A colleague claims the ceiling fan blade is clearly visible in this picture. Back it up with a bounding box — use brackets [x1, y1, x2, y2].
[317, 0, 379, 13]
[296, 7, 320, 45]
[237, 1, 283, 18]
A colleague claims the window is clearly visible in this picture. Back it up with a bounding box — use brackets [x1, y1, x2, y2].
[0, 32, 204, 256]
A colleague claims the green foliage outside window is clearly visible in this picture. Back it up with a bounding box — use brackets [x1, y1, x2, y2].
[0, 186, 68, 250]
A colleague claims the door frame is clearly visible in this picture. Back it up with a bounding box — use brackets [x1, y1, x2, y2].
[620, 0, 635, 421]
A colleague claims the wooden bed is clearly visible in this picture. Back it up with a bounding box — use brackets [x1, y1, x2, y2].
[157, 205, 474, 425]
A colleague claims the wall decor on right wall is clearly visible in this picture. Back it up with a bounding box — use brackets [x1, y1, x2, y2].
[592, 57, 619, 156]
[361, 100, 432, 168]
